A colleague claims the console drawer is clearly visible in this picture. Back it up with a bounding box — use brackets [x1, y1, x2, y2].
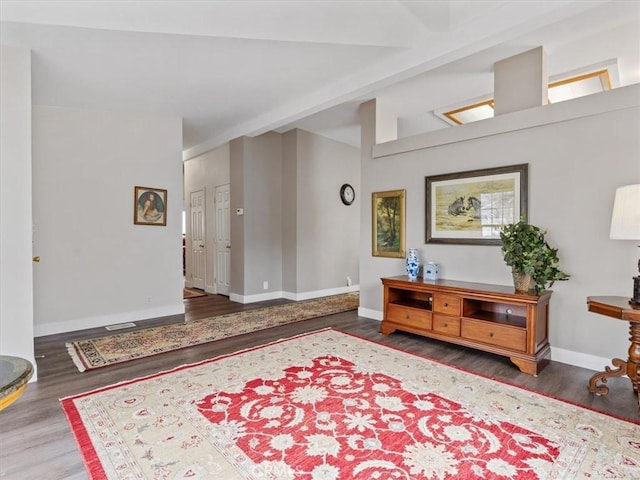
[461, 318, 526, 352]
[387, 304, 432, 331]
[433, 314, 461, 336]
[433, 294, 461, 316]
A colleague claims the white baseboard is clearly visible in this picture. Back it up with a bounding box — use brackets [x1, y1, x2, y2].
[230, 291, 284, 304]
[358, 307, 382, 321]
[550, 346, 612, 372]
[34, 303, 185, 337]
[283, 285, 360, 301]
[230, 285, 360, 304]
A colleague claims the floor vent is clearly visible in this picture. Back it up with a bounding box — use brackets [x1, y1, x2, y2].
[105, 322, 136, 331]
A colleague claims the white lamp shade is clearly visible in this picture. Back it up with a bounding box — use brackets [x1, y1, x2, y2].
[609, 184, 640, 240]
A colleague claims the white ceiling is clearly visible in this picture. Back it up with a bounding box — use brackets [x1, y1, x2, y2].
[1, 0, 638, 160]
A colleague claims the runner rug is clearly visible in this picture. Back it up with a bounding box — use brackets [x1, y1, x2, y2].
[66, 293, 358, 372]
[183, 288, 206, 299]
[61, 329, 639, 480]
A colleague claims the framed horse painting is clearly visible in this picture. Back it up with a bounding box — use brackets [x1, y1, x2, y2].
[425, 164, 528, 245]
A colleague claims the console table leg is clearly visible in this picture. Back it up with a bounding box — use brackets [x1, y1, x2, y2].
[588, 358, 627, 396]
[510, 357, 540, 376]
[627, 321, 640, 394]
[380, 323, 396, 335]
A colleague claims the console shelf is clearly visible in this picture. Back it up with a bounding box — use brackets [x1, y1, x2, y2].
[392, 297, 433, 310]
[381, 276, 552, 375]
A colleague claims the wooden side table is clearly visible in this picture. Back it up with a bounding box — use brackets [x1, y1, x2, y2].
[586, 296, 640, 399]
[0, 356, 33, 411]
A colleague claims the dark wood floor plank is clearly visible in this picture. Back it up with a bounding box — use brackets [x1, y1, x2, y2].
[0, 293, 637, 480]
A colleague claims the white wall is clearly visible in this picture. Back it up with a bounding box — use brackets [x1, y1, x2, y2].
[360, 85, 640, 370]
[32, 106, 184, 335]
[183, 143, 230, 292]
[0, 44, 36, 377]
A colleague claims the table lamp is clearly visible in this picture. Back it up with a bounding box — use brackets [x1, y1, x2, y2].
[609, 184, 640, 305]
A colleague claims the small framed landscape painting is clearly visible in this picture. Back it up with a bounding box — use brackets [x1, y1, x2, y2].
[372, 189, 406, 258]
[425, 164, 528, 245]
[134, 186, 167, 226]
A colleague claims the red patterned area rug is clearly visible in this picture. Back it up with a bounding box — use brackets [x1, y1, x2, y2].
[61, 329, 639, 479]
[65, 293, 358, 372]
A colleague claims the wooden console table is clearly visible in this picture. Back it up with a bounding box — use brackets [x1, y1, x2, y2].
[380, 276, 551, 375]
[586, 296, 640, 398]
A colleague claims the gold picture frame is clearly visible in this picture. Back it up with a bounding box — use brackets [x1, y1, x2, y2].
[134, 186, 167, 226]
[372, 189, 406, 258]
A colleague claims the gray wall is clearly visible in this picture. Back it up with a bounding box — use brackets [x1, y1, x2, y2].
[243, 133, 284, 297]
[230, 134, 284, 299]
[282, 131, 299, 293]
[294, 129, 360, 293]
[229, 137, 246, 296]
[229, 129, 360, 301]
[359, 85, 640, 369]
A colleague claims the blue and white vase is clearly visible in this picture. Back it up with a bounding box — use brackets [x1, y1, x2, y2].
[405, 248, 420, 279]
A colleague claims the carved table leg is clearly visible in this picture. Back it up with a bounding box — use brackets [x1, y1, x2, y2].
[627, 321, 640, 394]
[588, 358, 628, 395]
[588, 321, 640, 396]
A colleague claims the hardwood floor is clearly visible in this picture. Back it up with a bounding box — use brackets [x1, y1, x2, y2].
[1, 292, 638, 480]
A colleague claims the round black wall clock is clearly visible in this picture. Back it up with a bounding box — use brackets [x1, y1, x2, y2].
[340, 183, 355, 205]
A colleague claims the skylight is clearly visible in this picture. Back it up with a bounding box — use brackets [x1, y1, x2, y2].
[440, 69, 613, 126]
[547, 70, 611, 103]
[444, 100, 494, 125]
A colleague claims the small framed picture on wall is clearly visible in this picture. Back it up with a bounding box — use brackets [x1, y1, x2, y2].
[134, 186, 167, 226]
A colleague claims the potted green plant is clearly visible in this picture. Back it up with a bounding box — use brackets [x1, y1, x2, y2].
[499, 218, 570, 294]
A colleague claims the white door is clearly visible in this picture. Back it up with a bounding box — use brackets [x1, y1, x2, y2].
[190, 190, 206, 290]
[215, 184, 231, 296]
